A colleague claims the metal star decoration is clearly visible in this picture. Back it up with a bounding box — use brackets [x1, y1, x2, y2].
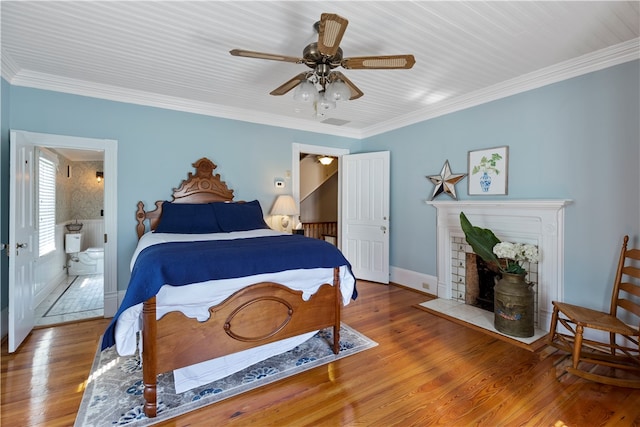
[427, 160, 467, 200]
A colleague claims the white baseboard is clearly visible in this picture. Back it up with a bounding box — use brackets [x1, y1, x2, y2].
[390, 266, 437, 295]
[104, 291, 120, 318]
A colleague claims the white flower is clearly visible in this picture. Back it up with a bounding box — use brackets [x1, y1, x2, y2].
[522, 244, 539, 262]
[493, 242, 538, 262]
[493, 241, 539, 273]
[493, 242, 517, 260]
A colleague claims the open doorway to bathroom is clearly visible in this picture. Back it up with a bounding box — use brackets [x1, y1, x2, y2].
[34, 147, 104, 327]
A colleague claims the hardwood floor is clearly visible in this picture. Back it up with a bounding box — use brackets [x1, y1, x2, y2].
[2, 281, 639, 426]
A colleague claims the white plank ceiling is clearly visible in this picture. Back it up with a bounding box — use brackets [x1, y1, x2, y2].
[2, 1, 639, 138]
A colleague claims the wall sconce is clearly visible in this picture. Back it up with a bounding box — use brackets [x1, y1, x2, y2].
[96, 171, 104, 183]
[270, 194, 298, 229]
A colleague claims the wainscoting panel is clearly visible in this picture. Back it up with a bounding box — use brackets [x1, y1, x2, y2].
[76, 219, 105, 250]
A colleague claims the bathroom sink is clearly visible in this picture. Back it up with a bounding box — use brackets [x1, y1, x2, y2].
[65, 222, 83, 232]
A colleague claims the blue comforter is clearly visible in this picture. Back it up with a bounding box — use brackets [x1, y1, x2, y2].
[101, 234, 355, 350]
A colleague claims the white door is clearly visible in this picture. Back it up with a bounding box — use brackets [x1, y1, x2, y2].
[9, 130, 37, 352]
[8, 130, 118, 335]
[341, 151, 390, 284]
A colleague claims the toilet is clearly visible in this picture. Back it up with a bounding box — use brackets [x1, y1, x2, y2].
[65, 233, 104, 275]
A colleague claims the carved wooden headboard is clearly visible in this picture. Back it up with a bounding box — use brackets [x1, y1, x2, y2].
[135, 158, 235, 239]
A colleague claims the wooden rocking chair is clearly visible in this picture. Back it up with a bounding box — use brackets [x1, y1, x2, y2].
[548, 235, 640, 388]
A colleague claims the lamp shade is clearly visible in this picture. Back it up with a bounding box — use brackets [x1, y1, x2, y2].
[270, 195, 298, 216]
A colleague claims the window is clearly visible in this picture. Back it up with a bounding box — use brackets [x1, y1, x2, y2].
[38, 149, 57, 257]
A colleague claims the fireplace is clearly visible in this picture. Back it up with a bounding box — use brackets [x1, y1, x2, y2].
[465, 253, 501, 311]
[426, 200, 570, 331]
[456, 241, 539, 307]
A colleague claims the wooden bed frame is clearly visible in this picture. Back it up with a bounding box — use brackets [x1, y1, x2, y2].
[133, 158, 342, 417]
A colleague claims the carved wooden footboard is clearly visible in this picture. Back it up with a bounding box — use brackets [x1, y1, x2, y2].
[142, 269, 341, 417]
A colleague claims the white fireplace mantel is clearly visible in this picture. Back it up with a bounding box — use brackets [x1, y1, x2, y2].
[426, 199, 572, 330]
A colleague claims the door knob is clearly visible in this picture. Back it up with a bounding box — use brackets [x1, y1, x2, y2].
[16, 242, 28, 255]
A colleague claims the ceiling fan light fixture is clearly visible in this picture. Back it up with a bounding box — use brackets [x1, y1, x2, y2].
[293, 80, 318, 102]
[317, 93, 336, 110]
[325, 80, 351, 101]
[230, 13, 414, 112]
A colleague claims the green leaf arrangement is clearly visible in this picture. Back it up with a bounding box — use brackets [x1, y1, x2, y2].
[459, 211, 501, 270]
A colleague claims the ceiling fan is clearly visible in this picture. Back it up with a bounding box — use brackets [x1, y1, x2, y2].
[230, 13, 416, 104]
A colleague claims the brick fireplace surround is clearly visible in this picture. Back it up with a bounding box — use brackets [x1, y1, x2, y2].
[426, 200, 571, 332]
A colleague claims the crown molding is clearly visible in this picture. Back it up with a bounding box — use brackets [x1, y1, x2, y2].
[5, 68, 364, 139]
[3, 39, 638, 140]
[361, 39, 639, 138]
[1, 53, 20, 81]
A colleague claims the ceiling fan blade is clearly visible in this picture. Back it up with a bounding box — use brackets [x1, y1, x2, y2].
[230, 49, 304, 64]
[341, 55, 416, 70]
[270, 73, 307, 96]
[317, 13, 348, 57]
[331, 71, 363, 100]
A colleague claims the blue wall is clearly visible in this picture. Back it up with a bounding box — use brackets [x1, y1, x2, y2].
[1, 59, 638, 314]
[362, 60, 640, 308]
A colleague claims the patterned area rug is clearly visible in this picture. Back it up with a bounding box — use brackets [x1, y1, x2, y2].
[75, 324, 376, 426]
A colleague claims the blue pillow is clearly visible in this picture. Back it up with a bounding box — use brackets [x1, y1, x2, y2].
[212, 200, 269, 232]
[154, 202, 222, 234]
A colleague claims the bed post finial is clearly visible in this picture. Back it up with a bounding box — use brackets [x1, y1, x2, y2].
[193, 157, 217, 178]
[136, 201, 146, 240]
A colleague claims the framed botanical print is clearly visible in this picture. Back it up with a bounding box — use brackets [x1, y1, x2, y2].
[467, 146, 508, 195]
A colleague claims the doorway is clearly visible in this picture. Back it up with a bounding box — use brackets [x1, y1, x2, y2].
[35, 147, 105, 326]
[291, 144, 391, 284]
[299, 152, 339, 240]
[291, 143, 348, 246]
[8, 130, 117, 352]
